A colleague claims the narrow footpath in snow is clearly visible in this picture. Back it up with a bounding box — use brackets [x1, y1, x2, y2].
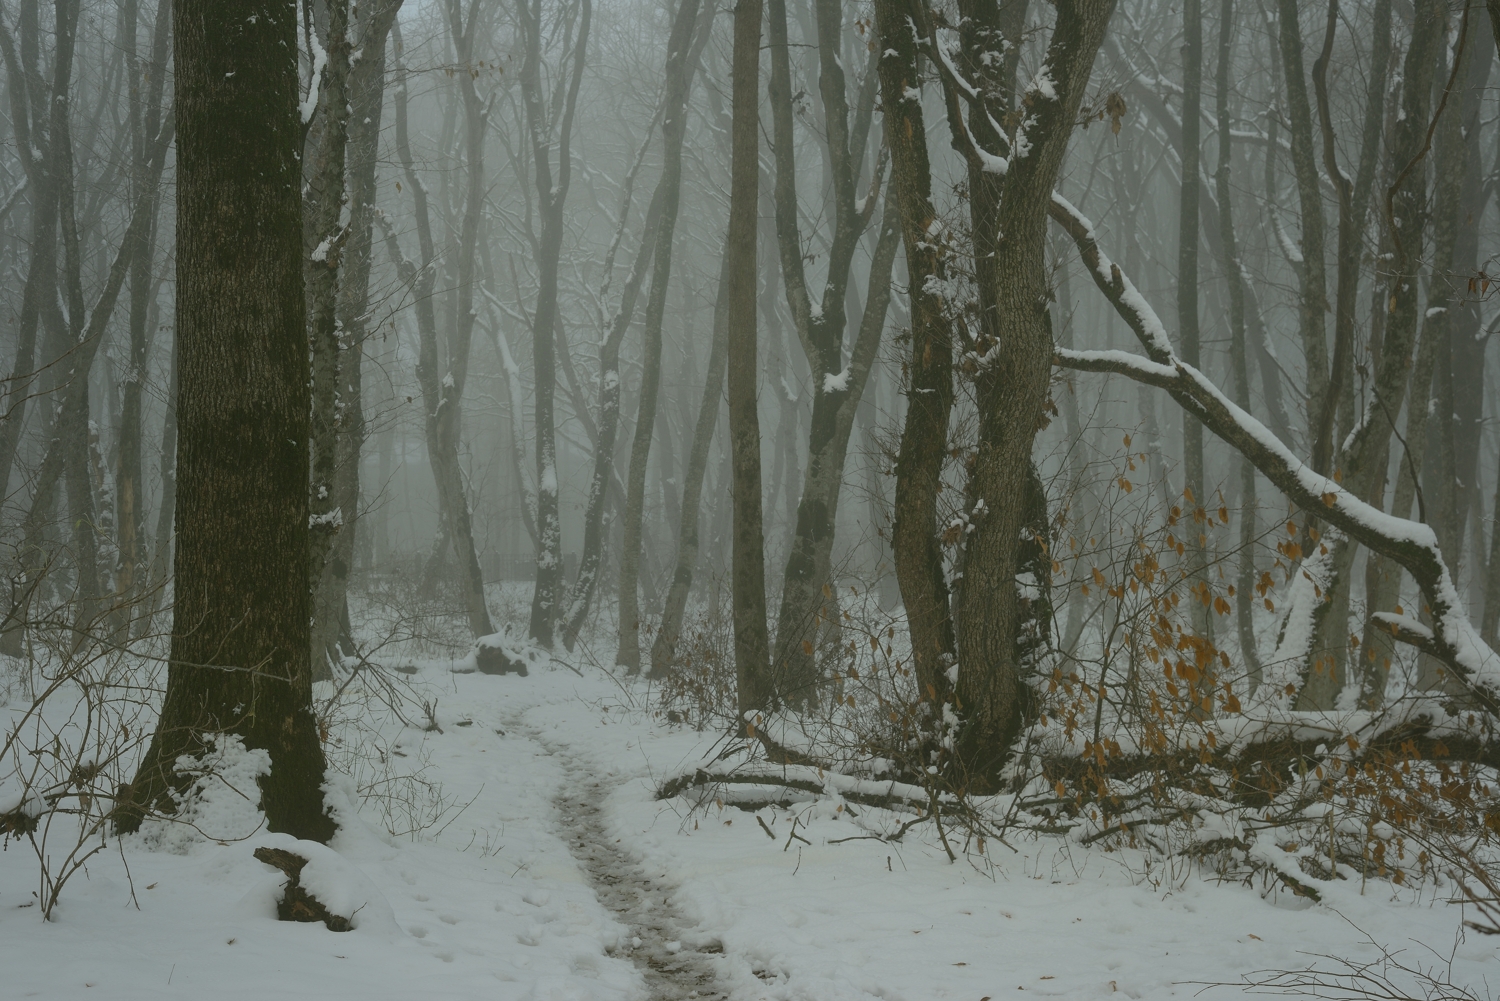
[531, 721, 729, 1001]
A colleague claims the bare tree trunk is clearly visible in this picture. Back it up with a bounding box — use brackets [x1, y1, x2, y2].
[559, 186, 663, 648]
[143, 326, 178, 630]
[317, 0, 403, 664]
[0, 0, 77, 655]
[1294, 0, 1391, 708]
[873, 0, 956, 717]
[615, 0, 707, 672]
[1447, 11, 1495, 589]
[305, 0, 354, 676]
[725, 0, 772, 719]
[651, 248, 731, 676]
[112, 0, 170, 631]
[0, 1, 67, 509]
[1351, 0, 1447, 707]
[523, 0, 591, 648]
[14, 18, 172, 640]
[763, 0, 890, 705]
[120, 0, 332, 843]
[388, 16, 493, 639]
[1213, 0, 1261, 688]
[1275, 0, 1329, 431]
[1178, 0, 1213, 660]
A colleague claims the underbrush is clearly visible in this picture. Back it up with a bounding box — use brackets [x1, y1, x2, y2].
[0, 567, 517, 919]
[650, 541, 1500, 921]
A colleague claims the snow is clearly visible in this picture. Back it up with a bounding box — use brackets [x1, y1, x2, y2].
[300, 26, 329, 126]
[4, 604, 1496, 1000]
[1030, 67, 1058, 101]
[1271, 210, 1303, 264]
[821, 365, 851, 394]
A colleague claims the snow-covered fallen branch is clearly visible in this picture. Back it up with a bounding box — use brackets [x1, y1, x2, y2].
[658, 758, 939, 814]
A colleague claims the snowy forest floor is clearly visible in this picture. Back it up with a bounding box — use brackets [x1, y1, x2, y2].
[3, 584, 1498, 1000]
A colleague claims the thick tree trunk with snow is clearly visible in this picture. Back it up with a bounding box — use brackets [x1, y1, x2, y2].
[943, 0, 1114, 790]
[120, 0, 332, 843]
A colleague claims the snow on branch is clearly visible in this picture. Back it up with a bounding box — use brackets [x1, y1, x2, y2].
[1047, 194, 1500, 711]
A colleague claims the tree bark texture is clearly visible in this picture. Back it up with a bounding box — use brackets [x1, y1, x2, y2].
[121, 0, 333, 843]
[946, 0, 1116, 790]
[305, 0, 354, 677]
[873, 0, 957, 718]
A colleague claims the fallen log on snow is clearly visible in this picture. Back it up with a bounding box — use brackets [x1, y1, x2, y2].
[658, 759, 938, 814]
[253, 847, 352, 932]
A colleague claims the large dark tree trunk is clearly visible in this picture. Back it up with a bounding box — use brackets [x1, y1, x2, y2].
[943, 0, 1115, 790]
[120, 0, 333, 843]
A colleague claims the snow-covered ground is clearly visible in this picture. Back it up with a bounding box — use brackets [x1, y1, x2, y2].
[3, 599, 1497, 1000]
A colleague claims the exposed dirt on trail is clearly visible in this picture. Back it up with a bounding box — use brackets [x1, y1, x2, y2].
[530, 723, 729, 1000]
